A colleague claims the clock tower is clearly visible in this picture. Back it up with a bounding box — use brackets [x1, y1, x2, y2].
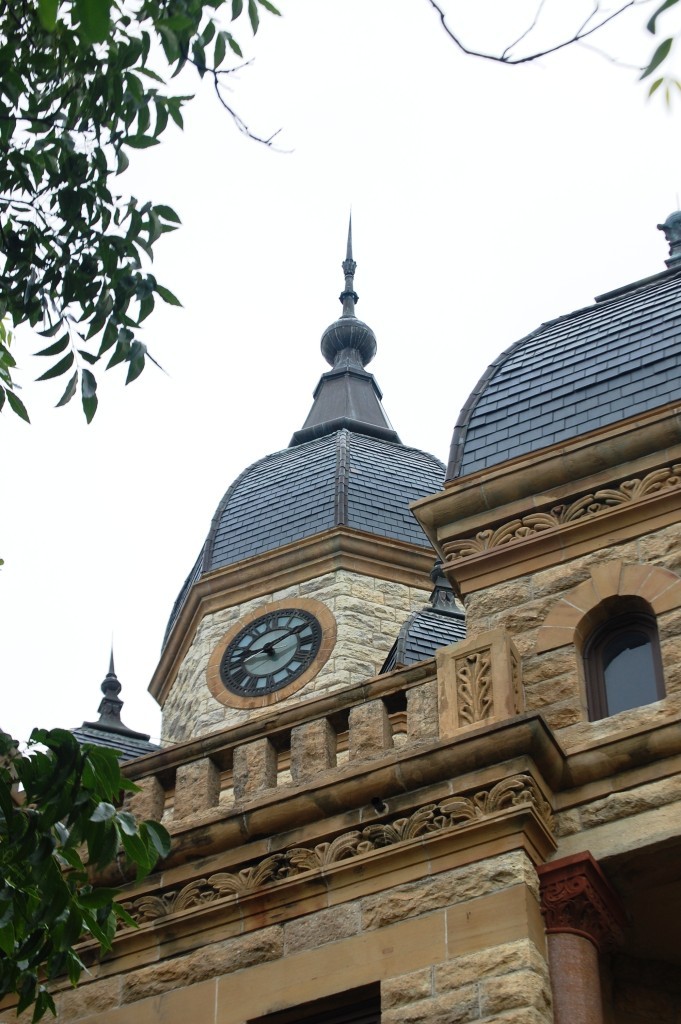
[151, 223, 445, 743]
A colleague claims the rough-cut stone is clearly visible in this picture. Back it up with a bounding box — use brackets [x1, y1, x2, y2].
[290, 718, 336, 784]
[162, 570, 429, 744]
[434, 940, 546, 992]
[233, 737, 277, 802]
[478, 968, 551, 1016]
[578, 776, 681, 829]
[284, 903, 361, 954]
[127, 775, 165, 821]
[381, 967, 433, 1009]
[349, 699, 393, 762]
[407, 680, 439, 742]
[57, 976, 121, 1020]
[174, 757, 221, 819]
[522, 649, 577, 687]
[361, 854, 535, 930]
[381, 987, 479, 1024]
[121, 926, 284, 1003]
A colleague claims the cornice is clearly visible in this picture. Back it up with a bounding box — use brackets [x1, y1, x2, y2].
[411, 405, 681, 595]
[150, 527, 435, 705]
[412, 402, 681, 552]
[446, 472, 681, 595]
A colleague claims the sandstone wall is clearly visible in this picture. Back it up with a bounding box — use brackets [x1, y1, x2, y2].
[48, 851, 551, 1024]
[462, 521, 681, 748]
[161, 570, 429, 743]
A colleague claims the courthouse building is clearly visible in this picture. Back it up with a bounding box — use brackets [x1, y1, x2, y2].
[22, 218, 681, 1023]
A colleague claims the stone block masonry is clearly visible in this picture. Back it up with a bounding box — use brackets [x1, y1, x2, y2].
[162, 569, 429, 743]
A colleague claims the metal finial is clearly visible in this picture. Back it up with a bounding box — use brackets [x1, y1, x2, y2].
[340, 212, 358, 315]
[108, 645, 115, 677]
[345, 214, 353, 261]
[658, 210, 681, 267]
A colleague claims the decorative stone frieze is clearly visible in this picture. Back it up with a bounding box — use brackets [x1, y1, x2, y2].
[437, 628, 524, 736]
[121, 772, 553, 926]
[443, 463, 681, 565]
[537, 852, 626, 953]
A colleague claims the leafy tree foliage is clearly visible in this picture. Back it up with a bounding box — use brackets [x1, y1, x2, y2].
[0, 0, 279, 422]
[0, 728, 170, 1022]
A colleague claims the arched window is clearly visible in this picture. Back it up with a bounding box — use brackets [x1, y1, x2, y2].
[584, 611, 665, 721]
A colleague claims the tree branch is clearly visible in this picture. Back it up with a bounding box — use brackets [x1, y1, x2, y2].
[425, 0, 641, 65]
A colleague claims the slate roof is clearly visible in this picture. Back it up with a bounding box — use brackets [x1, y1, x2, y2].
[71, 724, 159, 762]
[163, 430, 444, 644]
[381, 564, 466, 672]
[204, 430, 444, 572]
[448, 266, 681, 480]
[381, 607, 466, 672]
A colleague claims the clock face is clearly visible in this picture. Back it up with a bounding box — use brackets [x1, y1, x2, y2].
[219, 608, 323, 697]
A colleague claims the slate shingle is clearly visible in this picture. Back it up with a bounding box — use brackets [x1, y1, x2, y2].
[163, 429, 444, 646]
[449, 268, 681, 479]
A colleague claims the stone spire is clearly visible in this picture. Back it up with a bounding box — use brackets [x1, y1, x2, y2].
[291, 218, 399, 446]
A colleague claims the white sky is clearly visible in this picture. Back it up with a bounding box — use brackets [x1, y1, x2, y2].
[2, 0, 681, 745]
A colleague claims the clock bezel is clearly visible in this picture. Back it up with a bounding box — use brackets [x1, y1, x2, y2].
[206, 598, 337, 709]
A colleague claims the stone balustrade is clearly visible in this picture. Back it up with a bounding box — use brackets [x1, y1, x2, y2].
[125, 631, 524, 825]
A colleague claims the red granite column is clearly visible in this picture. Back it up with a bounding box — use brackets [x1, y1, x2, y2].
[538, 852, 625, 1024]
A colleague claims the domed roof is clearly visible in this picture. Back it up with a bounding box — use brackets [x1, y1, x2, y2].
[165, 431, 444, 642]
[448, 227, 681, 481]
[163, 224, 443, 645]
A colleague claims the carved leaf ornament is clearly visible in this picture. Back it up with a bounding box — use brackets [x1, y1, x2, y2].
[456, 651, 493, 724]
[121, 774, 552, 926]
[444, 464, 681, 563]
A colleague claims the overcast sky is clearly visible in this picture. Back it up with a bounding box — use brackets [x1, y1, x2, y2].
[2, 0, 681, 745]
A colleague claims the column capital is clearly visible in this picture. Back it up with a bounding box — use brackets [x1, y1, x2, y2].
[537, 851, 626, 953]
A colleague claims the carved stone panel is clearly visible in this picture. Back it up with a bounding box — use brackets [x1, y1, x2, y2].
[436, 628, 523, 737]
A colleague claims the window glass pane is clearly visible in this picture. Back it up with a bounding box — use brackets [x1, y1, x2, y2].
[602, 629, 659, 715]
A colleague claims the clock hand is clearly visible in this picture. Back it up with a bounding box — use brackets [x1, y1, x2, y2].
[261, 623, 308, 654]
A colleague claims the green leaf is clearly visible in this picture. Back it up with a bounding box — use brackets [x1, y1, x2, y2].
[74, 0, 112, 44]
[115, 811, 138, 837]
[81, 368, 97, 400]
[248, 0, 260, 33]
[154, 205, 181, 224]
[641, 37, 673, 79]
[647, 0, 680, 33]
[258, 0, 281, 13]
[77, 888, 119, 910]
[35, 335, 69, 358]
[6, 390, 30, 422]
[142, 820, 171, 859]
[232, 0, 244, 19]
[112, 902, 137, 930]
[226, 33, 243, 57]
[82, 393, 98, 423]
[124, 135, 160, 149]
[89, 802, 116, 823]
[35, 351, 75, 382]
[37, 0, 59, 31]
[0, 920, 15, 957]
[56, 372, 78, 408]
[155, 284, 182, 306]
[214, 31, 227, 68]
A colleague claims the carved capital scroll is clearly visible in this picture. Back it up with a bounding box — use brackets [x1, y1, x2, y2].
[538, 852, 626, 953]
